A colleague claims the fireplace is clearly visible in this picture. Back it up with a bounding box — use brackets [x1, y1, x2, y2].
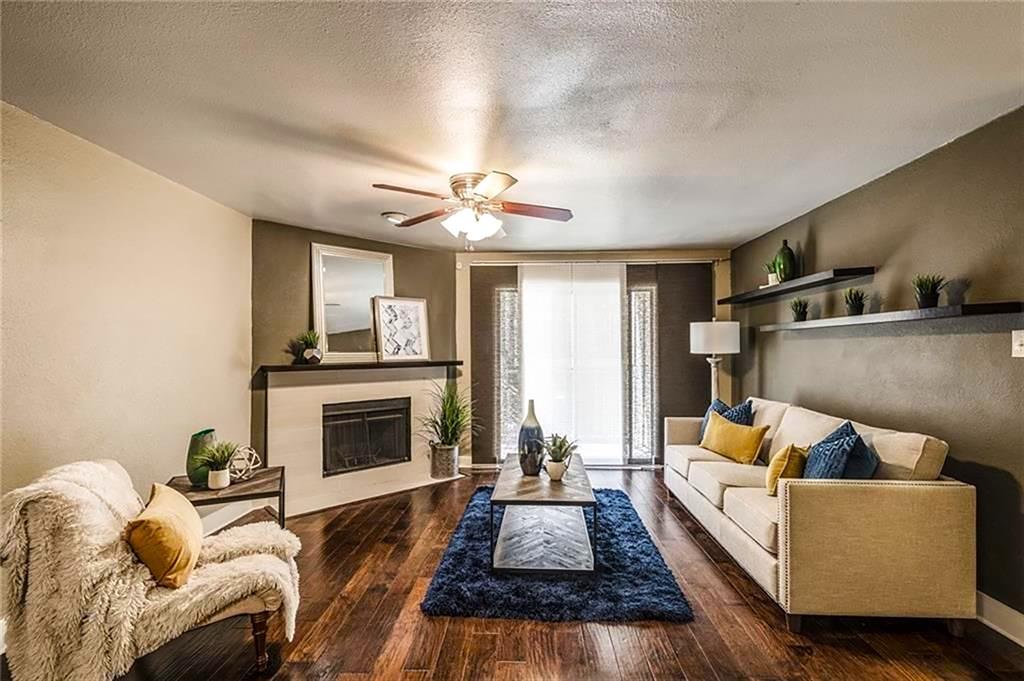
[322, 397, 412, 477]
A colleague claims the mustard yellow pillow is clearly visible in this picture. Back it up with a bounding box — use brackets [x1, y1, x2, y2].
[699, 411, 770, 464]
[766, 444, 809, 496]
[126, 483, 203, 588]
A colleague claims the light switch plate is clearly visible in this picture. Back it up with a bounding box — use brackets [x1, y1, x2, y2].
[1013, 330, 1024, 358]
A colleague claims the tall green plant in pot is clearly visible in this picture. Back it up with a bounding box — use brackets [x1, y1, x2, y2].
[420, 382, 477, 479]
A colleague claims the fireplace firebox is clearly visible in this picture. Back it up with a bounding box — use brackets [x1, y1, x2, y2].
[322, 397, 412, 477]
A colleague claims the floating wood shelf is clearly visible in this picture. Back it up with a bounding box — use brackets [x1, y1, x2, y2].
[758, 302, 1022, 332]
[718, 267, 876, 305]
[258, 359, 462, 374]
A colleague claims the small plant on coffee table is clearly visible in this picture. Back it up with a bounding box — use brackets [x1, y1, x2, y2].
[543, 434, 578, 466]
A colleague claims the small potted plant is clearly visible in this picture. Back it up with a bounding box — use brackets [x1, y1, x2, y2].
[763, 261, 780, 286]
[420, 382, 477, 479]
[543, 434, 578, 482]
[912, 273, 946, 309]
[844, 288, 867, 316]
[195, 441, 239, 490]
[287, 330, 322, 365]
[790, 297, 809, 322]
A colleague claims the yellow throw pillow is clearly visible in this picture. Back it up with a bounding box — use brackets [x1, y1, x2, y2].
[766, 444, 809, 496]
[126, 483, 203, 588]
[699, 411, 770, 465]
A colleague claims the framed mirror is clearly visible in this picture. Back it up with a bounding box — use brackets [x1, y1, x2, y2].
[311, 243, 394, 363]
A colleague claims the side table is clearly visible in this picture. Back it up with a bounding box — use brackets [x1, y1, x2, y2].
[165, 466, 286, 528]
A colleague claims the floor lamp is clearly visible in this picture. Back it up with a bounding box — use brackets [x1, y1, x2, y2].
[690, 319, 740, 401]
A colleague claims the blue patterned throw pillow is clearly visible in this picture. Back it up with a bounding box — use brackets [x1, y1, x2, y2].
[805, 421, 880, 479]
[699, 399, 753, 440]
[824, 421, 880, 479]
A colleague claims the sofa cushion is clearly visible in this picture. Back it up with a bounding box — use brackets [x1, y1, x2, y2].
[664, 444, 732, 479]
[724, 487, 779, 554]
[805, 433, 858, 479]
[748, 397, 791, 459]
[126, 483, 203, 588]
[826, 421, 880, 478]
[699, 399, 753, 440]
[772, 406, 948, 480]
[689, 461, 767, 508]
[700, 412, 769, 464]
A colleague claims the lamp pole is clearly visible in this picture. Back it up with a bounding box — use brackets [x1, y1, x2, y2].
[707, 354, 723, 401]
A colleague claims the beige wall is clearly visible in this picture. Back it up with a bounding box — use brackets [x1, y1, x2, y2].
[1, 104, 253, 496]
[731, 107, 1024, 611]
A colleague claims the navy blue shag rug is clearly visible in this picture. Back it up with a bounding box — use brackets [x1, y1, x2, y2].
[420, 486, 693, 622]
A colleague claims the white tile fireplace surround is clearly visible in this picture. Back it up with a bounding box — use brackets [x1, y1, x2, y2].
[262, 364, 460, 517]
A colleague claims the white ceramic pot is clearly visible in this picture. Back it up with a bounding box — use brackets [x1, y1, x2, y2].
[207, 468, 230, 490]
[545, 460, 567, 481]
[768, 273, 781, 286]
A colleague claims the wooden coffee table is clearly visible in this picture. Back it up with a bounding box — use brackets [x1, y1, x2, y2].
[489, 456, 597, 574]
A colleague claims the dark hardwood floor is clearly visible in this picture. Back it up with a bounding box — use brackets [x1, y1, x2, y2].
[35, 470, 1024, 680]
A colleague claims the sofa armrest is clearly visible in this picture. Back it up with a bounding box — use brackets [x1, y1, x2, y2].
[664, 417, 703, 447]
[778, 479, 976, 618]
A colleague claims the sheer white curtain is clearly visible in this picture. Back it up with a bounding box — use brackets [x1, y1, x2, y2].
[520, 263, 624, 464]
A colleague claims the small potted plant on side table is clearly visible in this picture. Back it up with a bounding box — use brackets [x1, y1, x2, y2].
[196, 441, 239, 490]
[421, 382, 477, 479]
[543, 434, 578, 482]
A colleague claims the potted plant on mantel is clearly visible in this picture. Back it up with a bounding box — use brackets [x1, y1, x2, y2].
[195, 441, 240, 490]
[421, 382, 477, 480]
[542, 434, 578, 482]
[844, 287, 867, 316]
[912, 273, 946, 309]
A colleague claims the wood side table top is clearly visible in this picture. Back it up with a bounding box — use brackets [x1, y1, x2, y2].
[165, 466, 284, 505]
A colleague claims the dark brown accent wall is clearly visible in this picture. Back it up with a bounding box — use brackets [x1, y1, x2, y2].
[731, 108, 1024, 611]
[251, 220, 456, 369]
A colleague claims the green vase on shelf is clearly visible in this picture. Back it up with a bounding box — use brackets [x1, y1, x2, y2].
[773, 240, 797, 282]
[186, 428, 216, 487]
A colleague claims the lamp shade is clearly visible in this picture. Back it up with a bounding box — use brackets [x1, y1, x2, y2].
[690, 320, 740, 355]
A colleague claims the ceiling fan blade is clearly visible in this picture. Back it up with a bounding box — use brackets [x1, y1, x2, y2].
[497, 201, 573, 222]
[473, 171, 517, 200]
[396, 207, 451, 227]
[372, 183, 450, 200]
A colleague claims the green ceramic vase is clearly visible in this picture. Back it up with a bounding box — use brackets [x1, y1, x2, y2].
[774, 240, 797, 282]
[186, 428, 216, 487]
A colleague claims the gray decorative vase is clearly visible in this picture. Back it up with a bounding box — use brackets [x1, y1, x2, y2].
[430, 444, 458, 479]
[518, 399, 545, 476]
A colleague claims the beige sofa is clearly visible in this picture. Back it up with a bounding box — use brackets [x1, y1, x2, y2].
[664, 397, 976, 633]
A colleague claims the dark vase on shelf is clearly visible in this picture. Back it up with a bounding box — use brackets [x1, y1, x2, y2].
[518, 399, 545, 476]
[774, 240, 797, 282]
[915, 292, 940, 309]
[846, 301, 865, 316]
[186, 428, 216, 487]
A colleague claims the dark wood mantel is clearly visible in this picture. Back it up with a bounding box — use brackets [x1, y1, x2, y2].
[257, 359, 462, 375]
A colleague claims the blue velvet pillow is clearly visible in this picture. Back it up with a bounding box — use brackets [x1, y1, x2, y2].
[698, 399, 753, 440]
[805, 421, 880, 479]
[824, 421, 880, 479]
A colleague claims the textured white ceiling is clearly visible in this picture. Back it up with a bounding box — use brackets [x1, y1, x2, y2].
[3, 2, 1022, 251]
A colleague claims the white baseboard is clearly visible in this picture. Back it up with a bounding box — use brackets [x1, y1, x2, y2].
[978, 591, 1024, 648]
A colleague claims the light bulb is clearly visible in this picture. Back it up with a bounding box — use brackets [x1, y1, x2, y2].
[441, 208, 475, 238]
[465, 212, 503, 241]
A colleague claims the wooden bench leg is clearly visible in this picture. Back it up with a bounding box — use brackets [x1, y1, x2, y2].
[251, 611, 269, 672]
[786, 614, 803, 633]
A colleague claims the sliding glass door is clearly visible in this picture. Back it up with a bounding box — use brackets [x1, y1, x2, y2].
[520, 263, 624, 465]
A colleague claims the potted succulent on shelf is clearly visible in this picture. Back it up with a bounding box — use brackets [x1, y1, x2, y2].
[420, 382, 477, 480]
[912, 273, 946, 309]
[763, 261, 781, 287]
[286, 330, 322, 365]
[790, 297, 809, 322]
[195, 441, 239, 490]
[844, 287, 867, 316]
[542, 434, 578, 482]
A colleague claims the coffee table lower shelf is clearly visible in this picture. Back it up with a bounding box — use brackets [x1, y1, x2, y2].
[489, 503, 598, 574]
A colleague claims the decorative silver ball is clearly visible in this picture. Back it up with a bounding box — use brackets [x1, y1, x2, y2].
[228, 446, 262, 481]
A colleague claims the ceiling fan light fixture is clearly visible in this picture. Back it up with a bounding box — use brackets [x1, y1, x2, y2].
[465, 212, 503, 241]
[441, 208, 474, 237]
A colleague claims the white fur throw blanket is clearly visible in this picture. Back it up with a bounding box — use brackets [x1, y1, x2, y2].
[0, 460, 301, 681]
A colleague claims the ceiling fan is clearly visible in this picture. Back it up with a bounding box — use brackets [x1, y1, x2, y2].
[373, 171, 573, 242]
